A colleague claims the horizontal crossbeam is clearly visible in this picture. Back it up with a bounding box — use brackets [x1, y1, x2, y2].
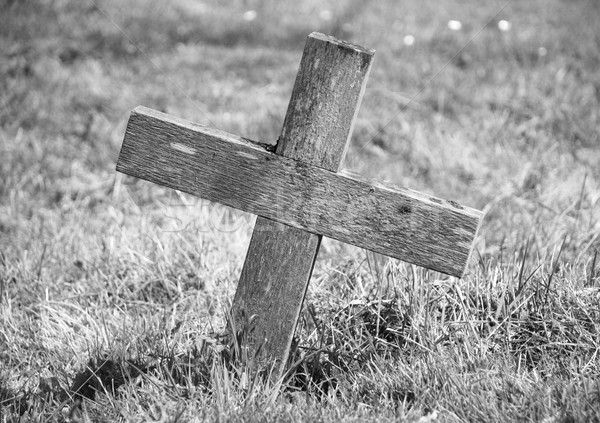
[117, 106, 482, 277]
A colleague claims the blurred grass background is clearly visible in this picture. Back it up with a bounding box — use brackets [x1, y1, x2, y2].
[1, 0, 599, 421]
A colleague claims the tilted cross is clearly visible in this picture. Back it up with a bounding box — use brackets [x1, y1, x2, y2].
[116, 33, 483, 377]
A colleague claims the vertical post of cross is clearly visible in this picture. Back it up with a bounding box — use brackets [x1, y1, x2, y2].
[231, 32, 375, 377]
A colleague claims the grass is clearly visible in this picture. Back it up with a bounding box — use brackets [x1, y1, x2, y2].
[1, 0, 599, 421]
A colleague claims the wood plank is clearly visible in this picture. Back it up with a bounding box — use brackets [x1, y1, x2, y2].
[275, 32, 375, 171]
[116, 105, 483, 278]
[232, 33, 375, 375]
[232, 219, 321, 366]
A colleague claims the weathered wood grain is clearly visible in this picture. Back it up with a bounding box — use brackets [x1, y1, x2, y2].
[276, 32, 374, 171]
[233, 219, 321, 368]
[116, 33, 484, 379]
[232, 33, 375, 375]
[117, 106, 482, 278]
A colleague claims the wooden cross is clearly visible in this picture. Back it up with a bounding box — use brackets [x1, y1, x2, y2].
[116, 33, 483, 377]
